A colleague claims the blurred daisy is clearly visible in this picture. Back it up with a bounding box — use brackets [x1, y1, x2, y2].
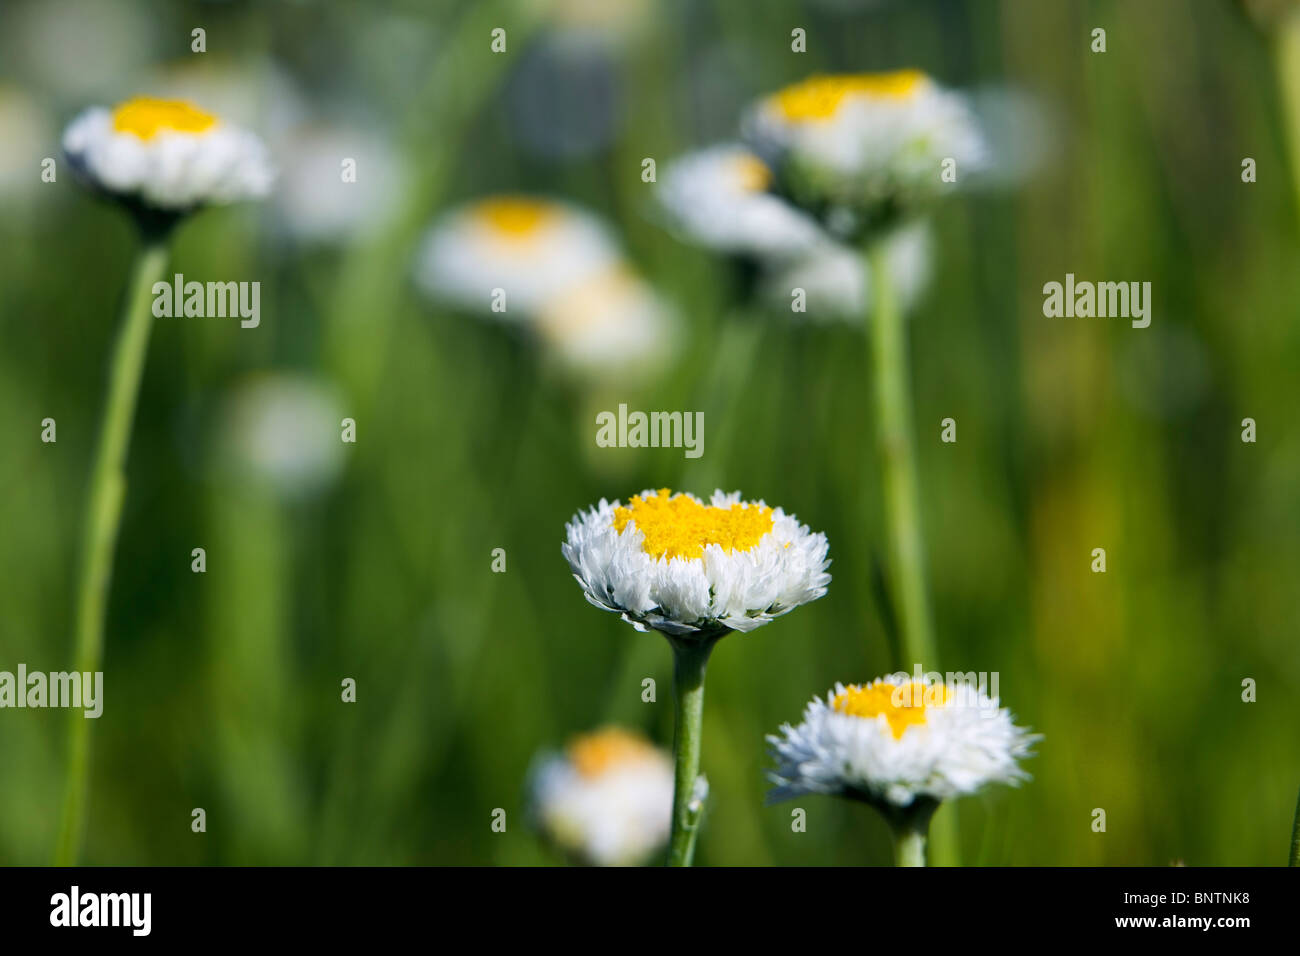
[768, 676, 1037, 807]
[216, 375, 346, 501]
[765, 222, 932, 322]
[414, 195, 621, 319]
[535, 265, 678, 383]
[63, 96, 274, 212]
[657, 144, 825, 261]
[272, 122, 404, 243]
[527, 726, 673, 866]
[564, 488, 830, 866]
[744, 70, 985, 236]
[564, 488, 830, 637]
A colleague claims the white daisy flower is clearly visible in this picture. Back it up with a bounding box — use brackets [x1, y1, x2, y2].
[527, 727, 674, 866]
[414, 195, 622, 319]
[744, 70, 986, 232]
[215, 374, 346, 501]
[534, 265, 679, 384]
[767, 676, 1038, 808]
[563, 488, 831, 637]
[766, 221, 932, 322]
[62, 96, 274, 211]
[657, 144, 825, 261]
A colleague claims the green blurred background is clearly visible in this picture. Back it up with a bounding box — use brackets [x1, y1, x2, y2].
[1, 0, 1298, 865]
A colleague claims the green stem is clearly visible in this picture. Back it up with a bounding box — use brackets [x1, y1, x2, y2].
[894, 827, 927, 867]
[888, 798, 939, 867]
[54, 237, 170, 865]
[866, 237, 936, 675]
[1289, 784, 1300, 866]
[866, 236, 959, 865]
[666, 634, 719, 866]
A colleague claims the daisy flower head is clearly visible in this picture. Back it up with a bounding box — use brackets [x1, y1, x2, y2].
[527, 726, 674, 866]
[656, 144, 825, 262]
[414, 195, 621, 319]
[534, 264, 679, 385]
[563, 488, 831, 638]
[767, 675, 1038, 809]
[744, 70, 986, 238]
[63, 96, 274, 215]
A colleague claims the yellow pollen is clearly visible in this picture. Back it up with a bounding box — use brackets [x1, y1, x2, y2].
[770, 70, 928, 122]
[471, 196, 558, 238]
[833, 681, 948, 739]
[731, 153, 773, 192]
[612, 488, 773, 561]
[567, 727, 656, 778]
[112, 97, 217, 139]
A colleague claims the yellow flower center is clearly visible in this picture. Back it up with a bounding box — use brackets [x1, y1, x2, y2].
[833, 681, 948, 739]
[471, 196, 558, 238]
[112, 97, 217, 140]
[568, 727, 656, 778]
[770, 70, 928, 122]
[731, 152, 773, 192]
[612, 488, 773, 561]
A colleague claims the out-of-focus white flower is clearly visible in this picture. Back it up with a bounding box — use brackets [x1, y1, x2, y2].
[657, 144, 825, 262]
[765, 221, 932, 322]
[563, 488, 831, 637]
[272, 122, 404, 242]
[216, 375, 346, 500]
[528, 726, 674, 866]
[768, 676, 1038, 808]
[63, 97, 274, 211]
[414, 196, 621, 319]
[534, 265, 679, 384]
[744, 71, 985, 234]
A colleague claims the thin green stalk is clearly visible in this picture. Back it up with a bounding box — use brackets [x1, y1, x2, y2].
[889, 798, 939, 867]
[893, 827, 927, 867]
[866, 237, 936, 671]
[666, 634, 719, 866]
[54, 237, 170, 865]
[1289, 784, 1300, 866]
[865, 235, 958, 866]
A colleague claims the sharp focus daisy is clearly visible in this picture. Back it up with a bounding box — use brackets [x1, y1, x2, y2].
[765, 222, 932, 323]
[563, 488, 830, 867]
[563, 488, 831, 637]
[414, 195, 622, 318]
[527, 727, 674, 866]
[656, 144, 826, 262]
[63, 96, 274, 212]
[534, 265, 678, 384]
[744, 70, 985, 235]
[58, 93, 272, 865]
[767, 676, 1038, 865]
